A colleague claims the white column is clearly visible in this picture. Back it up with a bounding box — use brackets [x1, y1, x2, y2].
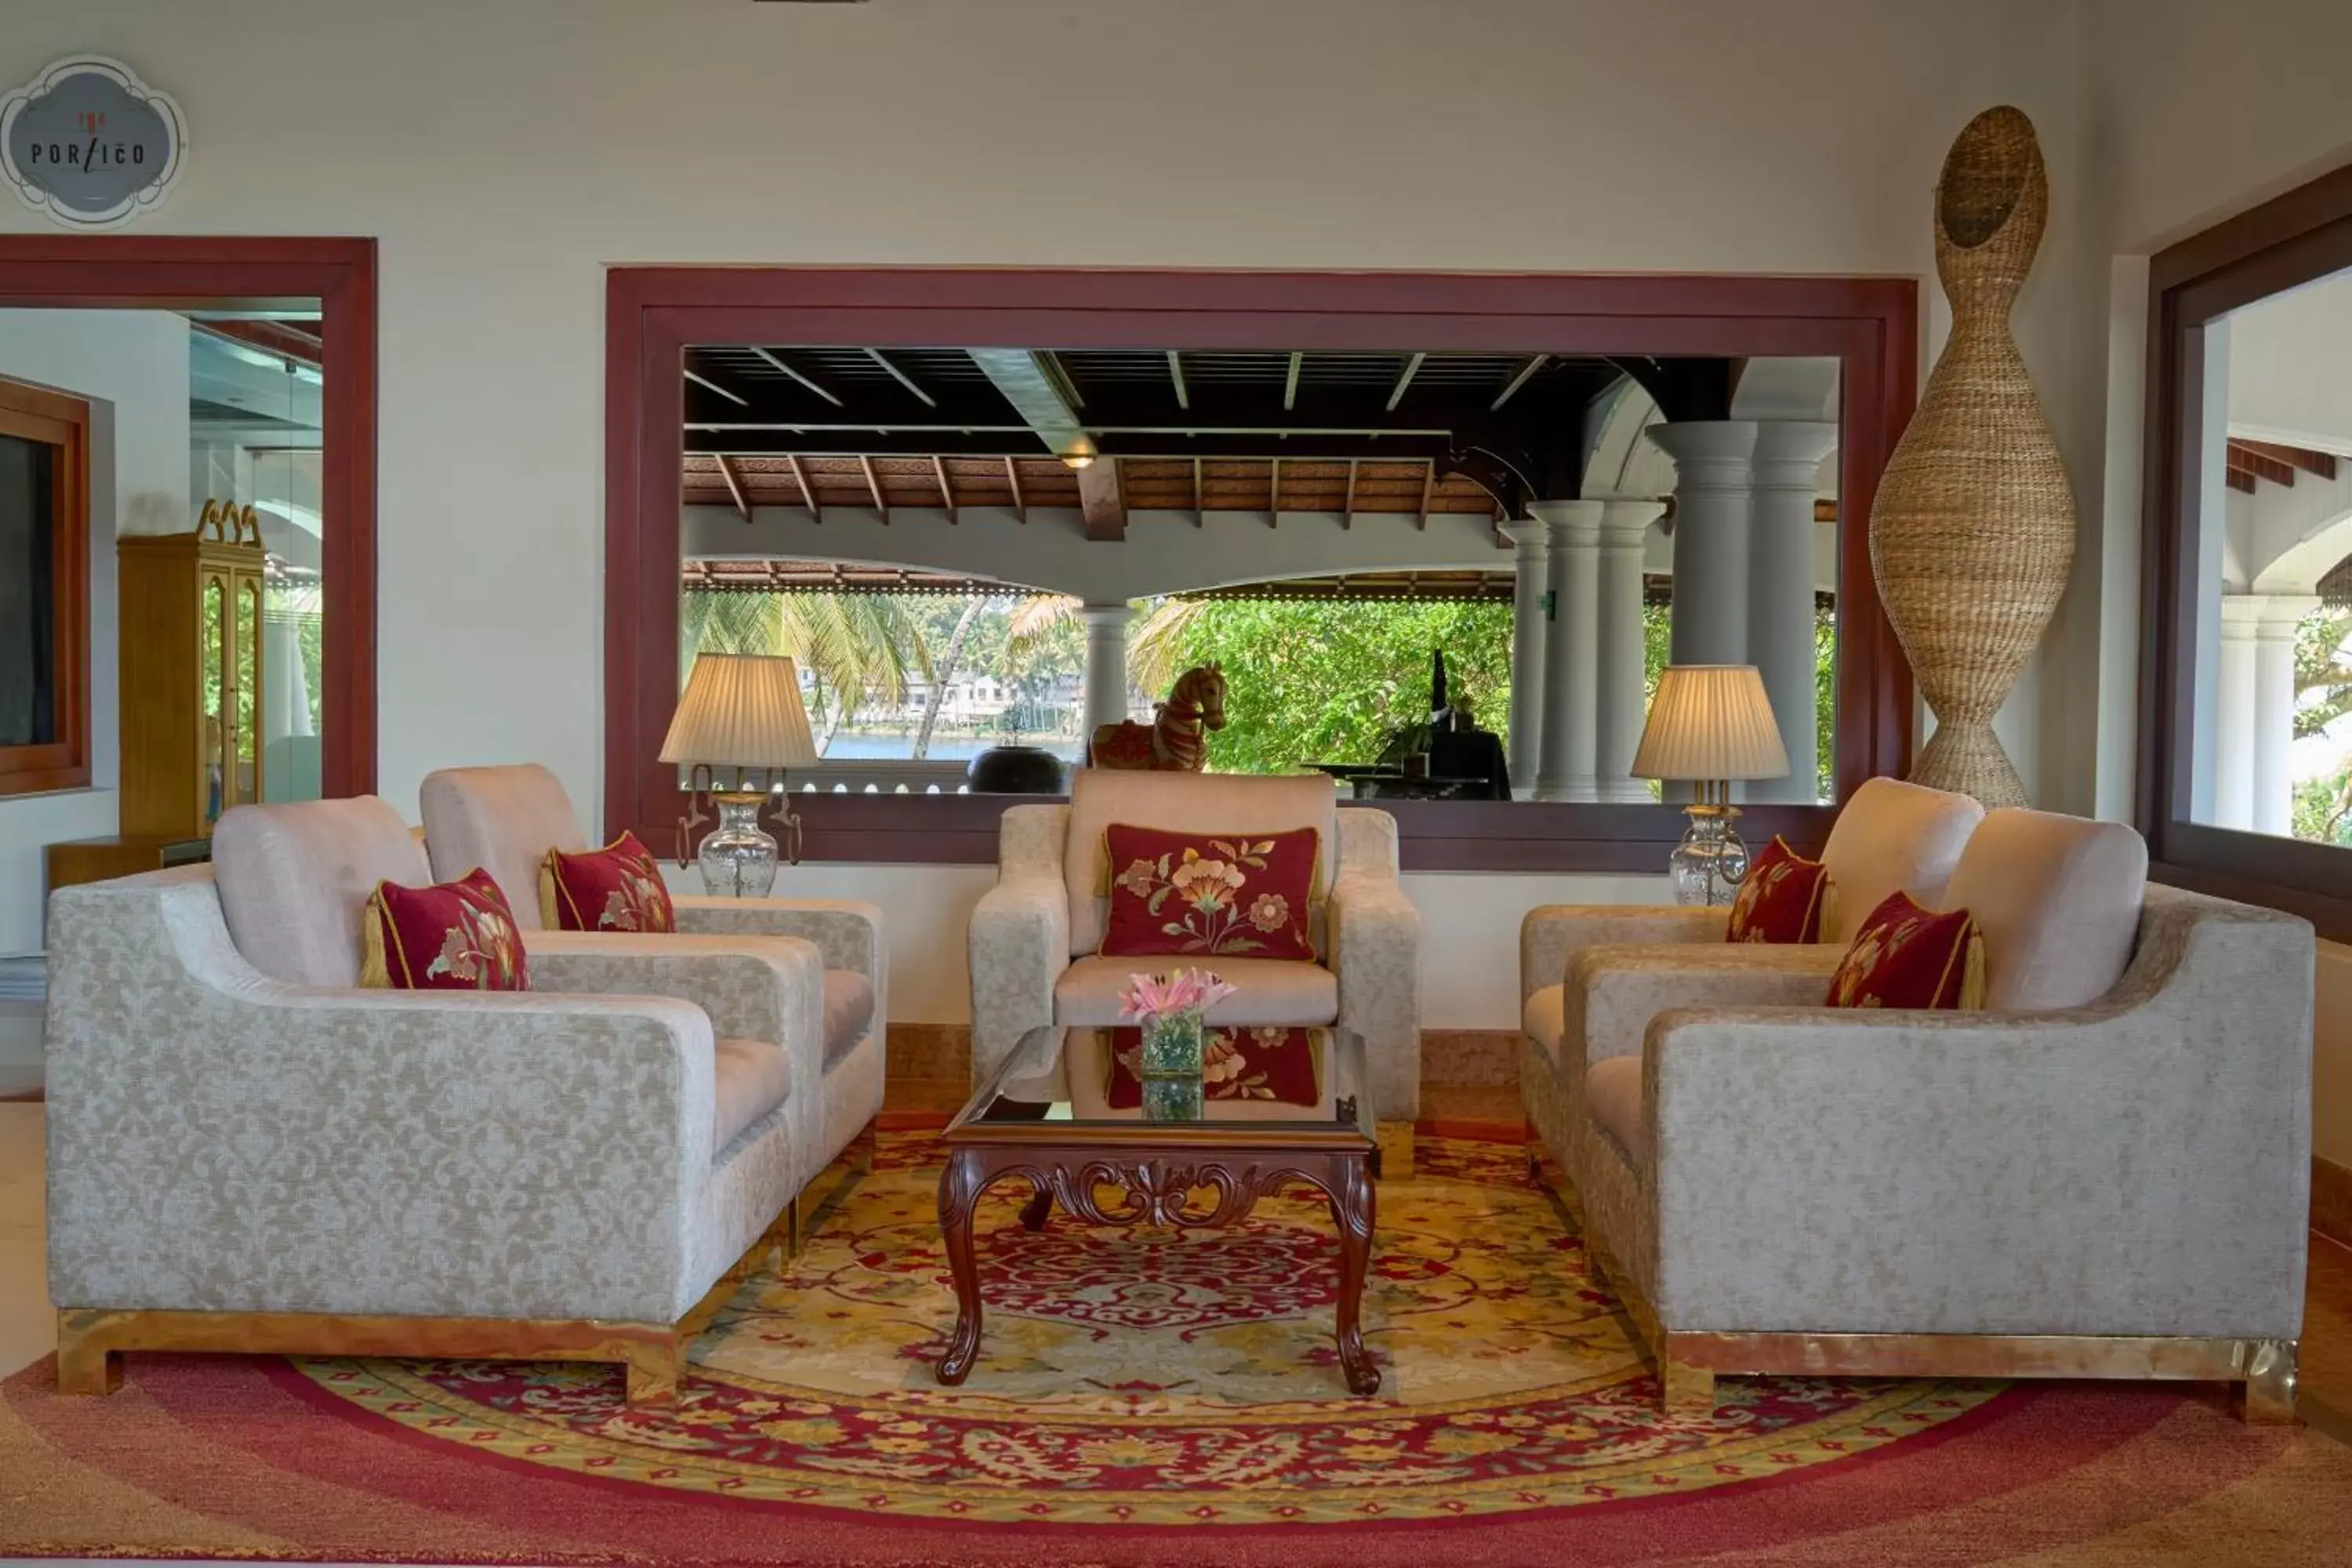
[2252, 594, 2320, 837]
[2212, 597, 2259, 830]
[1532, 499, 1602, 801]
[1746, 421, 1838, 804]
[1497, 519, 1550, 795]
[1596, 500, 1662, 801]
[1080, 602, 1134, 741]
[1648, 421, 1759, 667]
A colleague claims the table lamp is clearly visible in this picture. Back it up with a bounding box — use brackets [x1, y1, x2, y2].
[1631, 664, 1790, 906]
[659, 653, 818, 897]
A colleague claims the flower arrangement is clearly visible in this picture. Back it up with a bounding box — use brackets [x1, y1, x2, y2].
[1116, 967, 1238, 1023]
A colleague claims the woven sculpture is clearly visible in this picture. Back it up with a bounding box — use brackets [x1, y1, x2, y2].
[1871, 105, 2076, 807]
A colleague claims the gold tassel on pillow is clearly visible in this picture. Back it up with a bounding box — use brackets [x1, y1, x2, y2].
[359, 886, 395, 989]
[1817, 881, 1838, 944]
[538, 852, 562, 930]
[1957, 924, 1988, 1010]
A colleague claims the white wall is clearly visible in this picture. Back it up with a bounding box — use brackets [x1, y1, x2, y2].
[0, 310, 188, 956]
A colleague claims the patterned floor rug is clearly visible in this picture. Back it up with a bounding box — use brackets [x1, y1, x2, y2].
[6, 1131, 2351, 1565]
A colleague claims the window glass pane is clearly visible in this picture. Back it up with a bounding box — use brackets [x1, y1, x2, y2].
[2185, 266, 2352, 847]
[0, 431, 56, 748]
[677, 347, 1842, 802]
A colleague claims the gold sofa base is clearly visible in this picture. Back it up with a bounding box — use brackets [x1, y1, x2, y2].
[57, 1116, 884, 1407]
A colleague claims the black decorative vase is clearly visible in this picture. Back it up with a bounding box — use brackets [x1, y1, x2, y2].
[966, 746, 1069, 795]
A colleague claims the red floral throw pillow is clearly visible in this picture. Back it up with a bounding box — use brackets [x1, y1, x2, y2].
[1106, 1025, 1325, 1108]
[539, 832, 676, 934]
[361, 866, 528, 991]
[1824, 891, 1985, 1010]
[1725, 836, 1831, 944]
[1100, 824, 1319, 961]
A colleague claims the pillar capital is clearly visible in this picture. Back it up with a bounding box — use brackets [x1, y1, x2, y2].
[1598, 499, 1664, 548]
[1528, 497, 1602, 547]
[1078, 601, 1134, 628]
[1748, 419, 1838, 488]
[1646, 419, 1759, 484]
[1497, 517, 1551, 554]
[2222, 592, 2318, 641]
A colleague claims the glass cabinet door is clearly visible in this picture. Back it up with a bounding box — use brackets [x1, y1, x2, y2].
[234, 575, 261, 806]
[201, 573, 227, 826]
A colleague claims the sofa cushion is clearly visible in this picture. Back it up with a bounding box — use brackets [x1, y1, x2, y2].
[713, 1036, 792, 1152]
[1817, 777, 1985, 944]
[1725, 836, 1830, 944]
[1062, 771, 1337, 956]
[823, 969, 877, 1069]
[420, 764, 588, 931]
[214, 797, 433, 988]
[1584, 1054, 1647, 1167]
[1053, 954, 1338, 1027]
[1523, 983, 1566, 1066]
[540, 830, 676, 935]
[1941, 808, 2148, 1010]
[1101, 823, 1319, 961]
[361, 867, 530, 991]
[1825, 891, 1985, 1010]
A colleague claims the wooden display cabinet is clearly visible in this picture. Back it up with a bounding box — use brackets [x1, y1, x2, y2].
[117, 502, 267, 840]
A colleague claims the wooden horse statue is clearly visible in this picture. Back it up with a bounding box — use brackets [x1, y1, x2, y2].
[1090, 663, 1228, 771]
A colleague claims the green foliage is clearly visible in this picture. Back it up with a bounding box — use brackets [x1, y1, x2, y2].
[2293, 766, 2352, 847]
[1156, 597, 1516, 774]
[2296, 608, 2352, 740]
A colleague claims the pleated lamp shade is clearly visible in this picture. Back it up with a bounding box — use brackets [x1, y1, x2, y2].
[659, 654, 818, 772]
[1631, 665, 1790, 782]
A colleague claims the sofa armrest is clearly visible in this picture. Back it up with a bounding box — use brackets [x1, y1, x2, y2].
[527, 930, 822, 1046]
[1327, 869, 1421, 1117]
[672, 897, 880, 982]
[1570, 943, 1841, 1068]
[968, 874, 1069, 1083]
[1640, 955, 2311, 1337]
[1521, 905, 1726, 1004]
[44, 877, 724, 1325]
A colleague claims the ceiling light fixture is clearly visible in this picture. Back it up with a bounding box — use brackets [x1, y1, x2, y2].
[1059, 437, 1099, 471]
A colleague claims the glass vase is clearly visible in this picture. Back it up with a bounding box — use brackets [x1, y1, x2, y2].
[697, 793, 780, 898]
[1138, 1010, 1206, 1123]
[1668, 805, 1751, 907]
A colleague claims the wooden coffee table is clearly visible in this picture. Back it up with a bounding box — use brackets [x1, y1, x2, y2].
[934, 1024, 1381, 1394]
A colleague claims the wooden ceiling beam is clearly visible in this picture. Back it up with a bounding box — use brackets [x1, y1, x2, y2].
[713, 454, 752, 521]
[786, 454, 822, 522]
[748, 347, 844, 407]
[1078, 458, 1126, 541]
[1283, 351, 1304, 412]
[1268, 457, 1282, 527]
[2234, 437, 2338, 478]
[1004, 456, 1026, 523]
[684, 368, 749, 408]
[1167, 350, 1190, 411]
[1417, 459, 1436, 530]
[2227, 440, 2298, 488]
[1490, 354, 1549, 411]
[932, 455, 958, 522]
[858, 454, 890, 522]
[1387, 351, 1427, 413]
[1341, 458, 1358, 531]
[1192, 456, 1205, 528]
[866, 348, 938, 407]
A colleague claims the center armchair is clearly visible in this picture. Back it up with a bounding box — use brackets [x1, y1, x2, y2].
[45, 797, 826, 1405]
[419, 763, 885, 1218]
[967, 771, 1422, 1130]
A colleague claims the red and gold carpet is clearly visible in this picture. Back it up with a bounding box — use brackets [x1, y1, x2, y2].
[5, 1131, 2350, 1564]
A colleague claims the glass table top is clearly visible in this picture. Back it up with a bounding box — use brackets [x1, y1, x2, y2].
[948, 1024, 1372, 1141]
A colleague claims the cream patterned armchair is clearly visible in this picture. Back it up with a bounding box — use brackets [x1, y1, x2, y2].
[1519, 777, 1983, 1180]
[968, 771, 1422, 1122]
[45, 797, 821, 1405]
[1551, 808, 2311, 1421]
[420, 764, 885, 1209]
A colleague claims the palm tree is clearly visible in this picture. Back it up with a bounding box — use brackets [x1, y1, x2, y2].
[910, 598, 984, 759]
[1003, 593, 1204, 708]
[680, 590, 933, 751]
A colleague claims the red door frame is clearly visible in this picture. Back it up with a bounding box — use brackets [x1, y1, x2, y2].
[0, 235, 377, 797]
[607, 267, 1915, 871]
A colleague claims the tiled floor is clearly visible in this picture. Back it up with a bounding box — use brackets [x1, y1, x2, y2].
[3, 1091, 2348, 1441]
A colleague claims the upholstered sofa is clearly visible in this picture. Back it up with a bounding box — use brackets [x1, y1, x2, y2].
[1520, 777, 1983, 1179]
[45, 797, 823, 1404]
[419, 763, 884, 1214]
[968, 771, 1421, 1123]
[1530, 808, 2311, 1420]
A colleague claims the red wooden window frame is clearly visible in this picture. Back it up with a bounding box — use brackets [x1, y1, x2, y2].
[606, 267, 1916, 871]
[0, 235, 379, 798]
[0, 376, 91, 795]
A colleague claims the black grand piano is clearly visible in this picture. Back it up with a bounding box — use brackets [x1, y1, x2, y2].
[1308, 650, 1513, 801]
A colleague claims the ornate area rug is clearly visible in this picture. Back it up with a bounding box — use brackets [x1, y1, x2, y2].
[5, 1132, 2351, 1565]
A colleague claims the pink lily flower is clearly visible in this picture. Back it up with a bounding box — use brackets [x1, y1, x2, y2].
[1118, 967, 1238, 1022]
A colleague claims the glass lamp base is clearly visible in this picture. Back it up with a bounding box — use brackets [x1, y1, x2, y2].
[1669, 804, 1751, 907]
[697, 793, 780, 898]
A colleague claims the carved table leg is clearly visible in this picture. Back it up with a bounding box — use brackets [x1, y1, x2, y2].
[935, 1149, 989, 1385]
[1330, 1154, 1381, 1396]
[1018, 1181, 1054, 1232]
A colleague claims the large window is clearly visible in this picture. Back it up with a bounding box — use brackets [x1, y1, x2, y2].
[0, 376, 87, 796]
[2144, 163, 2352, 936]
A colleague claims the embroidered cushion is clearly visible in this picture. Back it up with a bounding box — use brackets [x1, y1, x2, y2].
[1725, 836, 1831, 944]
[539, 831, 677, 933]
[361, 866, 528, 991]
[1824, 891, 1985, 1010]
[1099, 823, 1319, 961]
[1106, 1025, 1324, 1108]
